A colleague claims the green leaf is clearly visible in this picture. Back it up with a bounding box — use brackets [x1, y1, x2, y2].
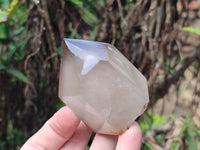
[183, 26, 200, 36]
[6, 0, 19, 19]
[171, 114, 192, 149]
[13, 26, 25, 36]
[171, 141, 180, 150]
[7, 67, 28, 83]
[14, 5, 27, 25]
[139, 112, 153, 133]
[143, 143, 154, 150]
[89, 26, 98, 40]
[0, 0, 19, 23]
[16, 36, 30, 60]
[56, 99, 66, 110]
[98, 0, 104, 6]
[67, 0, 83, 8]
[0, 9, 7, 22]
[0, 56, 10, 66]
[7, 44, 17, 59]
[0, 0, 10, 9]
[69, 28, 81, 39]
[0, 23, 7, 39]
[19, 12, 27, 24]
[189, 124, 200, 137]
[82, 9, 98, 26]
[0, 64, 6, 70]
[187, 129, 198, 150]
[57, 46, 62, 58]
[152, 114, 166, 127]
[178, 114, 191, 138]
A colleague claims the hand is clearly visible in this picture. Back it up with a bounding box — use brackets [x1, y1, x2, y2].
[21, 106, 142, 150]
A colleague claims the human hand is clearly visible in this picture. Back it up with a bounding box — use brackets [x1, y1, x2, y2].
[21, 106, 142, 150]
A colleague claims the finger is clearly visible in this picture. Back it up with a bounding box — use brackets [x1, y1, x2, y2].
[21, 106, 80, 150]
[61, 122, 92, 150]
[90, 133, 118, 150]
[116, 122, 142, 150]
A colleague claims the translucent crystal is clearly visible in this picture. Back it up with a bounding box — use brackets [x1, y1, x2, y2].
[59, 39, 149, 135]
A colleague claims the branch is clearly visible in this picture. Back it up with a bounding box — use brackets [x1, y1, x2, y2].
[155, 48, 200, 99]
[116, 0, 126, 35]
[41, 0, 58, 73]
[24, 20, 44, 71]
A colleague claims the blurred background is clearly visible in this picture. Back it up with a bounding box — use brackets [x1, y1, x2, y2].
[0, 0, 200, 149]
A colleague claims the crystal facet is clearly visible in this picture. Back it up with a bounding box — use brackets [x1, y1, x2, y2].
[59, 39, 149, 135]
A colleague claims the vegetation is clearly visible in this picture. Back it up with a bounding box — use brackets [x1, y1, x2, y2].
[0, 0, 200, 149]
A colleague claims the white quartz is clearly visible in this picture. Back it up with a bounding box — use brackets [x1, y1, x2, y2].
[59, 39, 149, 135]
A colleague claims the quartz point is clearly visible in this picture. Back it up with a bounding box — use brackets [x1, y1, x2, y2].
[59, 39, 149, 135]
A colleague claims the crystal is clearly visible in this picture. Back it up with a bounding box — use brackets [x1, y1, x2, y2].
[59, 39, 149, 135]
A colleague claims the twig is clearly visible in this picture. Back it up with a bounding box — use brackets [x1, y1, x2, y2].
[155, 48, 199, 99]
[43, 52, 58, 69]
[24, 20, 44, 71]
[117, 0, 126, 35]
[41, 0, 58, 73]
[148, 58, 161, 90]
[111, 23, 116, 45]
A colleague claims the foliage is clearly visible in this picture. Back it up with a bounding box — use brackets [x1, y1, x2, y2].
[0, 0, 19, 23]
[183, 26, 200, 36]
[171, 114, 200, 150]
[66, 0, 103, 27]
[139, 113, 167, 133]
[0, 0, 29, 149]
[0, 0, 28, 83]
[140, 114, 200, 150]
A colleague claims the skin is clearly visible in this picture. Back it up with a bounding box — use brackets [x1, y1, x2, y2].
[21, 106, 142, 150]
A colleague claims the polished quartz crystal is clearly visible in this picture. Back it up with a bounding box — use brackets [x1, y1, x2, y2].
[59, 39, 149, 135]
